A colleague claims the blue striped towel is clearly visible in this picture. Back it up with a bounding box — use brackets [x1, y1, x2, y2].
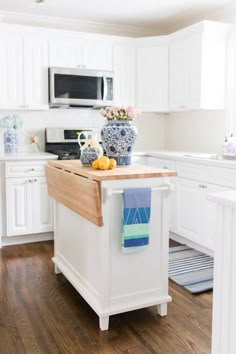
[122, 188, 151, 253]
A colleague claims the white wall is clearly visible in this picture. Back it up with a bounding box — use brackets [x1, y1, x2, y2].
[133, 113, 166, 151]
[0, 110, 166, 153]
[164, 110, 225, 153]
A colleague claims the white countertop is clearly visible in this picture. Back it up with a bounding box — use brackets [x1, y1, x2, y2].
[208, 190, 236, 207]
[134, 149, 236, 169]
[0, 152, 58, 161]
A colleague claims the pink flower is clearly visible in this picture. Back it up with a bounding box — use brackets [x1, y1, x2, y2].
[126, 106, 139, 120]
[100, 108, 106, 117]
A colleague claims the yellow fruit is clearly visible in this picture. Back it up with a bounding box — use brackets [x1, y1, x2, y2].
[98, 156, 110, 170]
[92, 159, 99, 169]
[109, 159, 117, 170]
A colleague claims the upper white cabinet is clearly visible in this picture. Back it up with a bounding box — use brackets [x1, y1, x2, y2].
[136, 40, 169, 112]
[49, 35, 113, 71]
[113, 44, 136, 106]
[0, 29, 24, 109]
[169, 21, 229, 111]
[0, 25, 49, 110]
[23, 36, 49, 110]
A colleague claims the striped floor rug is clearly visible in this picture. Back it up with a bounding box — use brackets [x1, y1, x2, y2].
[169, 244, 214, 294]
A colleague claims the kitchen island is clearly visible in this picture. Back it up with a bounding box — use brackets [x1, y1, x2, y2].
[45, 160, 176, 330]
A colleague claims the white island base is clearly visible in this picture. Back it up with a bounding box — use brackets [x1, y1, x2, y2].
[52, 176, 173, 330]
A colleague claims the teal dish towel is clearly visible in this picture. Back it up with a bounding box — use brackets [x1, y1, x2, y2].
[122, 188, 151, 253]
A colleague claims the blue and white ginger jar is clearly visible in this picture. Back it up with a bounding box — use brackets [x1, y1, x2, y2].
[4, 129, 18, 154]
[101, 121, 138, 166]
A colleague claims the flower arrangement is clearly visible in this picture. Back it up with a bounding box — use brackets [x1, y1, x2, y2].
[0, 114, 23, 130]
[100, 106, 140, 121]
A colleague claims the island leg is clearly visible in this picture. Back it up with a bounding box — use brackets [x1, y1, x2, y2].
[99, 316, 109, 331]
[157, 303, 167, 316]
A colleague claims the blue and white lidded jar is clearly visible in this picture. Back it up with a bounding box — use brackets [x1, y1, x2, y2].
[4, 129, 18, 154]
[101, 121, 138, 166]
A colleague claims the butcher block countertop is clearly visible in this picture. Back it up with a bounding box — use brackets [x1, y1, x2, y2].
[47, 160, 177, 181]
[46, 160, 176, 227]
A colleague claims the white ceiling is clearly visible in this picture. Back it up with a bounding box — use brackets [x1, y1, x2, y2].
[0, 0, 234, 36]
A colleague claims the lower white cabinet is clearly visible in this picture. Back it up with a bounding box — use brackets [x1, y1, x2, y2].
[5, 161, 54, 237]
[175, 177, 233, 251]
[132, 155, 147, 165]
[146, 156, 176, 232]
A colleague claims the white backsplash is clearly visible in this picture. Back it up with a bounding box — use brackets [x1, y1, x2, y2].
[0, 109, 106, 153]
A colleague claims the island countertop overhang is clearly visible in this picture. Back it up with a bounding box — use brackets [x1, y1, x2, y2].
[46, 160, 177, 181]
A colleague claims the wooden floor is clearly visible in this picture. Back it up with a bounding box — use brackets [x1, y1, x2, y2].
[0, 241, 212, 354]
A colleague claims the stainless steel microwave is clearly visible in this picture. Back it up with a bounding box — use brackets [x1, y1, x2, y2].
[49, 67, 114, 108]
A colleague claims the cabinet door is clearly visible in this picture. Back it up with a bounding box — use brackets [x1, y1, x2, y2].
[136, 45, 168, 112]
[113, 45, 135, 106]
[6, 178, 32, 236]
[201, 184, 233, 251]
[49, 37, 83, 68]
[33, 177, 54, 233]
[83, 40, 113, 71]
[169, 32, 202, 110]
[24, 37, 49, 109]
[175, 178, 201, 243]
[146, 156, 176, 232]
[0, 31, 24, 109]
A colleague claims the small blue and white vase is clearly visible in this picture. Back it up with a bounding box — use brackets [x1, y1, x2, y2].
[101, 121, 138, 166]
[4, 129, 18, 154]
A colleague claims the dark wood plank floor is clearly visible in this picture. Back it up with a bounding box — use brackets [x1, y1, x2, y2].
[0, 241, 212, 354]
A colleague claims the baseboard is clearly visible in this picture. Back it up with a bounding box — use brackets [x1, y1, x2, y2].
[1, 232, 54, 247]
[170, 232, 214, 257]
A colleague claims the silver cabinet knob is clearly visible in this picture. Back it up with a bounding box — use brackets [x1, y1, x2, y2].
[34, 179, 37, 182]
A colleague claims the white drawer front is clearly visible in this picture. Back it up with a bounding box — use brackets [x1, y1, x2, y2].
[147, 157, 176, 171]
[5, 161, 47, 178]
[176, 161, 236, 188]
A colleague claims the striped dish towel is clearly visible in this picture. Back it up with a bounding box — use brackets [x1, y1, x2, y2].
[122, 188, 151, 253]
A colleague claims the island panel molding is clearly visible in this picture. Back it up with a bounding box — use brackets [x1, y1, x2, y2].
[45, 165, 103, 226]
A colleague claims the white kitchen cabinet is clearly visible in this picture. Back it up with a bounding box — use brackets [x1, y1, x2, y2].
[0, 25, 49, 110]
[0, 30, 24, 109]
[131, 155, 147, 165]
[49, 36, 113, 71]
[175, 177, 233, 251]
[146, 156, 176, 232]
[32, 176, 54, 233]
[113, 44, 136, 106]
[169, 21, 229, 111]
[23, 37, 49, 109]
[136, 44, 169, 112]
[5, 161, 54, 237]
[6, 178, 32, 236]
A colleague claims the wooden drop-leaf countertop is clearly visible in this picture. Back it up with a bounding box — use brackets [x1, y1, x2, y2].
[47, 160, 177, 181]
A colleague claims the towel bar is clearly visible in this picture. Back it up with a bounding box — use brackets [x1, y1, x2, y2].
[104, 183, 173, 201]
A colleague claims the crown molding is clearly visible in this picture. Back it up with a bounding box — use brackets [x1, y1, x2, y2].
[0, 10, 165, 37]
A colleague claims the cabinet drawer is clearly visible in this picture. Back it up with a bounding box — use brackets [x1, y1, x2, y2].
[5, 161, 47, 178]
[176, 161, 236, 188]
[147, 157, 176, 171]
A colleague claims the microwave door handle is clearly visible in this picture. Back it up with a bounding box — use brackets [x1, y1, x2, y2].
[102, 76, 108, 101]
